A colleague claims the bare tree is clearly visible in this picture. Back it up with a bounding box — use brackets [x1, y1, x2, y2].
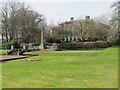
[1, 2, 9, 43]
[111, 0, 120, 43]
[1, 1, 46, 44]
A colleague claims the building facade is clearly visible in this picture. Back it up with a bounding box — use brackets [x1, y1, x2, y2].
[52, 15, 95, 42]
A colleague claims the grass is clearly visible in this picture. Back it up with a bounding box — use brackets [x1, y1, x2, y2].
[0, 63, 2, 89]
[0, 50, 9, 55]
[1, 47, 118, 88]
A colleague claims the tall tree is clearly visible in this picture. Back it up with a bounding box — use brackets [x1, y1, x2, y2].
[1, 1, 46, 44]
[111, 0, 120, 43]
[1, 2, 9, 43]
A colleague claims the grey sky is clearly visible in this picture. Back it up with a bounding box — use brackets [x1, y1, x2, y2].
[28, 2, 114, 25]
[1, 0, 115, 25]
[25, 0, 115, 25]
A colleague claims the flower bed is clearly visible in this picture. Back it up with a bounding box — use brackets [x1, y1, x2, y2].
[26, 58, 40, 61]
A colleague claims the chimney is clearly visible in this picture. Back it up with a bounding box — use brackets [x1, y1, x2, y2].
[85, 15, 90, 20]
[70, 17, 74, 21]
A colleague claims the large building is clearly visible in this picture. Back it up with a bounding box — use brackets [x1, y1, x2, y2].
[52, 16, 95, 42]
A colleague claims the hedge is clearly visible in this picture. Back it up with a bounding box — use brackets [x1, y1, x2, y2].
[57, 41, 111, 50]
[1, 40, 20, 49]
[0, 43, 11, 49]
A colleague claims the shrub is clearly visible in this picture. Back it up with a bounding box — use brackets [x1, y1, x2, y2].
[57, 41, 111, 50]
[76, 42, 83, 48]
[33, 42, 41, 46]
[55, 49, 62, 51]
[82, 42, 96, 49]
[11, 40, 20, 48]
[95, 41, 111, 48]
[2, 42, 11, 49]
[46, 37, 61, 43]
[57, 42, 77, 50]
[110, 39, 120, 46]
[0, 44, 2, 49]
[1, 40, 20, 49]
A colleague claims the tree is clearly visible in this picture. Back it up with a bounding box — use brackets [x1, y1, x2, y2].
[1, 1, 22, 43]
[9, 2, 21, 41]
[111, 0, 120, 19]
[1, 1, 47, 44]
[51, 17, 111, 42]
[111, 0, 120, 44]
[1, 2, 10, 43]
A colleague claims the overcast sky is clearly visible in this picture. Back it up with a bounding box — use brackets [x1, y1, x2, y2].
[1, 0, 115, 25]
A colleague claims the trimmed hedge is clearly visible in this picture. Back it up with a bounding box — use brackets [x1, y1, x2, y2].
[95, 41, 111, 48]
[57, 41, 111, 50]
[1, 40, 20, 49]
[0, 43, 11, 49]
[57, 42, 77, 50]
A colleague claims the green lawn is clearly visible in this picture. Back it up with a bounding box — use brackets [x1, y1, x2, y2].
[1, 47, 118, 88]
[0, 62, 2, 90]
[0, 50, 9, 55]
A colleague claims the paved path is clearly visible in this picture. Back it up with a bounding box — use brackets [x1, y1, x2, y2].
[0, 55, 27, 61]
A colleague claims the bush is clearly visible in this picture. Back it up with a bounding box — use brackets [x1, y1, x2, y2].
[1, 40, 20, 49]
[57, 41, 111, 50]
[11, 40, 20, 48]
[33, 42, 41, 46]
[55, 49, 62, 51]
[95, 41, 111, 48]
[0, 44, 2, 49]
[110, 39, 120, 46]
[116, 39, 120, 46]
[82, 42, 95, 49]
[57, 42, 77, 50]
[46, 37, 61, 43]
[1, 42, 11, 49]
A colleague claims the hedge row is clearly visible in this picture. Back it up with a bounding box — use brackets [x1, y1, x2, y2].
[0, 43, 11, 49]
[0, 40, 20, 49]
[57, 41, 111, 50]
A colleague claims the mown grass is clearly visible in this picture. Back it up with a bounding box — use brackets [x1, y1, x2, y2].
[0, 50, 9, 55]
[0, 63, 2, 89]
[1, 47, 118, 88]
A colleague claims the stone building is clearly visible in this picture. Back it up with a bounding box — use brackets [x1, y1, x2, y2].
[52, 15, 95, 42]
